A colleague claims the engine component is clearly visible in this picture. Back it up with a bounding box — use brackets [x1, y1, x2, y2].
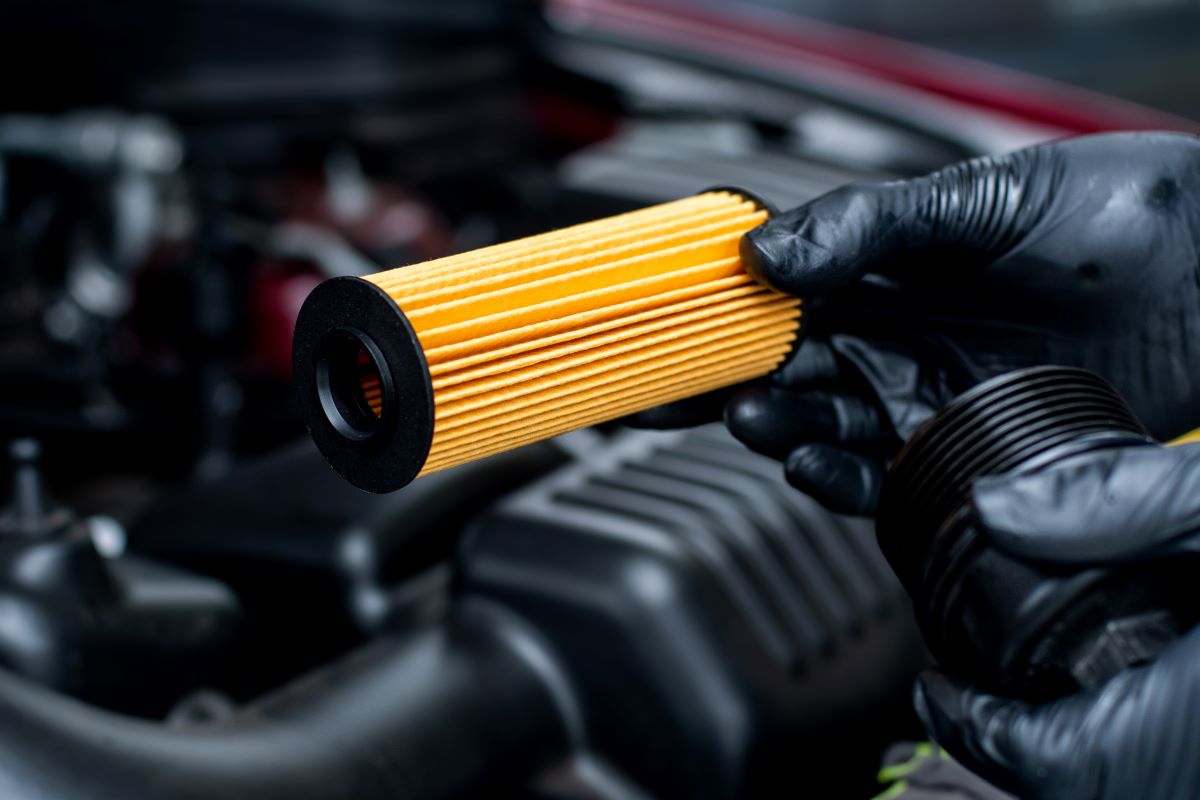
[0, 425, 924, 800]
[127, 437, 567, 696]
[293, 189, 801, 492]
[0, 600, 573, 800]
[0, 440, 241, 716]
[877, 366, 1196, 697]
[460, 425, 926, 799]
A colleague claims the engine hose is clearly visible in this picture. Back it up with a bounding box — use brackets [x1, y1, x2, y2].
[292, 189, 800, 492]
[0, 602, 575, 800]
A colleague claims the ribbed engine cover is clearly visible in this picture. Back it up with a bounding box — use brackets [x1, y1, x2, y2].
[459, 426, 927, 799]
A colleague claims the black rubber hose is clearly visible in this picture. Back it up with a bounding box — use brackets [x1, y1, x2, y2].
[0, 601, 577, 800]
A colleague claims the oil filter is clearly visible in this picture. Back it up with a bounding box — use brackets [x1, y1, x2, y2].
[877, 366, 1196, 697]
[293, 190, 800, 492]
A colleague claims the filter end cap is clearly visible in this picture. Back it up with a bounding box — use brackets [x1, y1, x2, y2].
[293, 276, 434, 493]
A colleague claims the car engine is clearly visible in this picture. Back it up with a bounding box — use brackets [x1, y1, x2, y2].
[0, 0, 1085, 797]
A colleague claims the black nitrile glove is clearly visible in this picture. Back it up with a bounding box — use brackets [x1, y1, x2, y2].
[632, 132, 1200, 515]
[913, 442, 1200, 800]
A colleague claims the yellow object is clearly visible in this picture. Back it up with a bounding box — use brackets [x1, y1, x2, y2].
[293, 190, 801, 492]
[1171, 428, 1200, 446]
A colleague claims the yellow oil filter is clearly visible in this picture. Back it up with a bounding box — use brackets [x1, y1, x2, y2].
[293, 189, 800, 492]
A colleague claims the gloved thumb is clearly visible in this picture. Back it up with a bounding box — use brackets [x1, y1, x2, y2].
[972, 442, 1200, 565]
[740, 148, 1052, 296]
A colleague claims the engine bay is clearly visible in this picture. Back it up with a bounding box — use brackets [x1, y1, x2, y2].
[0, 1, 1086, 797]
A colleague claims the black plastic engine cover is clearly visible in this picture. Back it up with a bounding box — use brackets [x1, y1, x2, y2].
[460, 426, 928, 799]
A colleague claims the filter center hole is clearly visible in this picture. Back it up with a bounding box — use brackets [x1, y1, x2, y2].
[315, 328, 388, 441]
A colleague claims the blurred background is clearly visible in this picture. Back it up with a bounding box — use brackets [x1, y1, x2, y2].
[0, 1, 1193, 798]
[746, 0, 1200, 119]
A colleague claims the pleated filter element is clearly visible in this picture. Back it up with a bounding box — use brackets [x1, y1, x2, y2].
[293, 190, 801, 492]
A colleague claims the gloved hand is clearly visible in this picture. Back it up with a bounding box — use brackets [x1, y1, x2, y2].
[632, 132, 1200, 515]
[913, 441, 1200, 800]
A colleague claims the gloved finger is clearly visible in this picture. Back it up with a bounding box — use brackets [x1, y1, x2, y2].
[912, 670, 1061, 798]
[821, 334, 941, 440]
[725, 385, 888, 459]
[916, 625, 1200, 800]
[621, 385, 741, 429]
[785, 444, 883, 516]
[740, 147, 1051, 296]
[972, 442, 1200, 565]
[770, 338, 848, 388]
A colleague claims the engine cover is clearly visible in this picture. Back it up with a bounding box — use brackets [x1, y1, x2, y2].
[460, 426, 928, 799]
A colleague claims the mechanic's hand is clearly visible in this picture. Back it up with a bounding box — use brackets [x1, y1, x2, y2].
[632, 132, 1200, 515]
[913, 441, 1200, 800]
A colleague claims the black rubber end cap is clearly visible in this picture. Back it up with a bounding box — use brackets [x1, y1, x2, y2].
[292, 276, 434, 493]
